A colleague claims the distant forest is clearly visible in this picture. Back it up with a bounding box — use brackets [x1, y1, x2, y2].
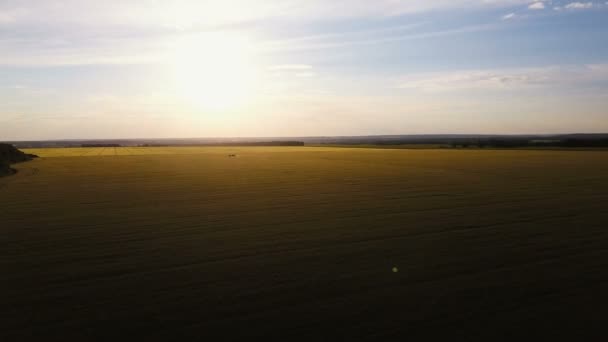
[357, 138, 608, 148]
[315, 134, 608, 148]
[81, 144, 122, 147]
[121, 141, 305, 148]
[364, 138, 608, 148]
[447, 138, 608, 148]
[139, 141, 305, 147]
[5, 134, 608, 149]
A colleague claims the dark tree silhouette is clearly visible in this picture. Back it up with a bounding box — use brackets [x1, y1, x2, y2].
[0, 143, 38, 176]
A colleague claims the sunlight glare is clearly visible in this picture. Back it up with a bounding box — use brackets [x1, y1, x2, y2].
[171, 32, 259, 111]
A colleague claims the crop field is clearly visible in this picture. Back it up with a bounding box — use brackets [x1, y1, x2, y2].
[3, 147, 608, 340]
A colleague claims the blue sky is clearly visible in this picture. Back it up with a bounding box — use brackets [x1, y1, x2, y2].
[1, 0, 607, 139]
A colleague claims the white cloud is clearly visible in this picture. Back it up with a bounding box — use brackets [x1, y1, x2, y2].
[564, 2, 594, 9]
[0, 0, 543, 30]
[0, 0, 602, 67]
[267, 65, 313, 71]
[0, 8, 26, 25]
[0, 0, 533, 67]
[294, 72, 316, 78]
[265, 22, 501, 53]
[265, 65, 317, 85]
[528, 2, 546, 9]
[396, 64, 608, 92]
[0, 21, 501, 66]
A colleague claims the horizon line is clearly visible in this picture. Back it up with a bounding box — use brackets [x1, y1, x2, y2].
[3, 133, 608, 143]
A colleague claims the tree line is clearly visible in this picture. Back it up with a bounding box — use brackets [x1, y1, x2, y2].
[0, 143, 38, 176]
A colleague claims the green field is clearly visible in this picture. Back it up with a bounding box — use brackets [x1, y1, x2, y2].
[3, 147, 608, 340]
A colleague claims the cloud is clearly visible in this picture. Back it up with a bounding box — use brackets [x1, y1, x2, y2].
[0, 20, 501, 66]
[265, 65, 317, 87]
[264, 23, 499, 53]
[267, 64, 313, 71]
[267, 65, 317, 79]
[396, 64, 608, 92]
[564, 2, 594, 9]
[262, 22, 425, 51]
[0, 0, 603, 67]
[290, 0, 536, 17]
[0, 8, 26, 25]
[0, 0, 544, 31]
[0, 0, 525, 66]
[528, 2, 546, 9]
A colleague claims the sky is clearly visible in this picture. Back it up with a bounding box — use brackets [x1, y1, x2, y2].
[1, 0, 607, 140]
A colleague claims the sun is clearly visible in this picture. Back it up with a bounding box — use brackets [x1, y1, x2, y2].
[171, 32, 258, 111]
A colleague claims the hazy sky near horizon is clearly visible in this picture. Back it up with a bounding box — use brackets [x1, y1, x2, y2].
[1, 0, 608, 140]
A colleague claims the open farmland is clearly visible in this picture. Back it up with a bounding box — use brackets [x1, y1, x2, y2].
[3, 147, 608, 340]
